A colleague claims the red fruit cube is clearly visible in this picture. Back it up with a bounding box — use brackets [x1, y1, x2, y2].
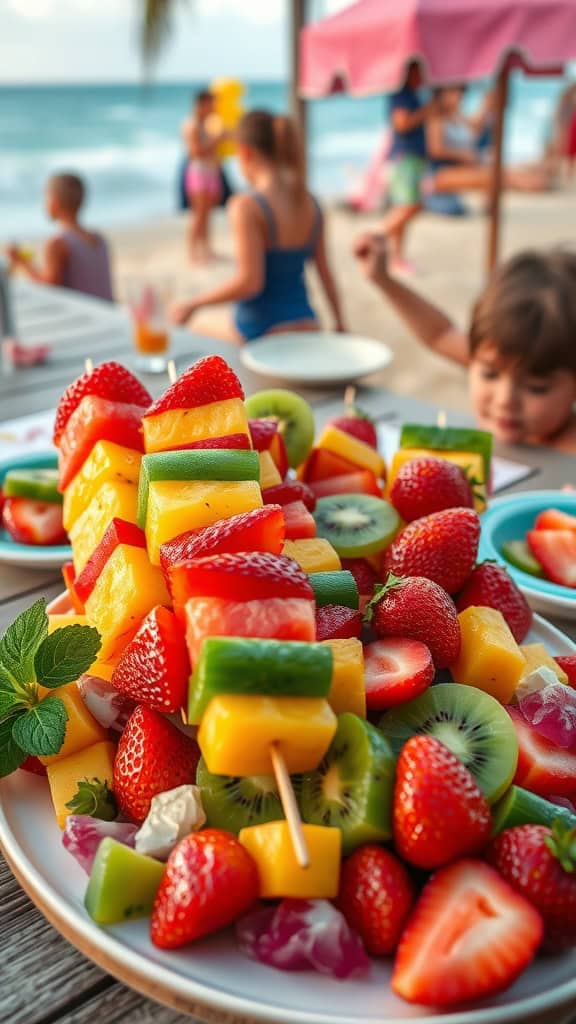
[169, 551, 313, 618]
[300, 447, 360, 483]
[61, 561, 85, 614]
[58, 395, 145, 491]
[112, 606, 189, 713]
[53, 360, 151, 446]
[508, 707, 576, 798]
[248, 419, 288, 478]
[282, 500, 317, 540]
[262, 480, 316, 511]
[185, 595, 316, 664]
[309, 470, 381, 499]
[315, 604, 363, 642]
[74, 518, 146, 604]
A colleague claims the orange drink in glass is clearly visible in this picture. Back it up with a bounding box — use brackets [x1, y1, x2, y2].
[127, 281, 170, 374]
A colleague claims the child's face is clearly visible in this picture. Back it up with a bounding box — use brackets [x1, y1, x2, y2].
[469, 342, 576, 445]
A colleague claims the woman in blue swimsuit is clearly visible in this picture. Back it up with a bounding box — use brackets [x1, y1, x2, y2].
[171, 110, 345, 342]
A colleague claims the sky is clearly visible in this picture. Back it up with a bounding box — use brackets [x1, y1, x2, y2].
[0, 0, 349, 83]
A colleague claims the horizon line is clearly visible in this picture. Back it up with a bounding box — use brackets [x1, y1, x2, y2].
[0, 76, 287, 88]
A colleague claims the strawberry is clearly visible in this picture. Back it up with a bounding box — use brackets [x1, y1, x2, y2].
[382, 507, 480, 594]
[328, 413, 378, 450]
[366, 573, 460, 669]
[262, 480, 316, 511]
[555, 656, 576, 688]
[315, 604, 363, 641]
[150, 829, 259, 949]
[527, 530, 576, 588]
[487, 822, 576, 951]
[363, 638, 434, 710]
[247, 418, 278, 450]
[164, 433, 251, 452]
[456, 561, 532, 643]
[111, 606, 189, 714]
[53, 361, 152, 445]
[390, 456, 474, 522]
[145, 355, 243, 417]
[392, 859, 543, 1007]
[393, 735, 492, 869]
[159, 505, 285, 578]
[338, 845, 415, 956]
[113, 705, 200, 824]
[2, 497, 67, 546]
[508, 707, 576, 799]
[19, 756, 47, 777]
[534, 508, 576, 532]
[341, 557, 380, 600]
[168, 551, 314, 608]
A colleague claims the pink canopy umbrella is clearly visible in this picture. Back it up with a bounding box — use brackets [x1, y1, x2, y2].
[300, 0, 576, 268]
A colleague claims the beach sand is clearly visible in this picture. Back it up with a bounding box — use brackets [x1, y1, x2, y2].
[85, 185, 576, 413]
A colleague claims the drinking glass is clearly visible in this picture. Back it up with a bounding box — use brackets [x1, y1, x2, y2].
[126, 280, 170, 374]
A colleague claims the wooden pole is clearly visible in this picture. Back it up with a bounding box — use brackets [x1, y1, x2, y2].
[486, 64, 510, 274]
[290, 0, 308, 176]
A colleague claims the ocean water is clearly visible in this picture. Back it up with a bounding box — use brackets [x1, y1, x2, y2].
[0, 75, 566, 240]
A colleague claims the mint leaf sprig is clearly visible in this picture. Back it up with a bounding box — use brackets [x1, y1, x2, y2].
[0, 599, 101, 777]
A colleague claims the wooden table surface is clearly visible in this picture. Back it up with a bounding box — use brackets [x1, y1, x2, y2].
[1, 281, 575, 1024]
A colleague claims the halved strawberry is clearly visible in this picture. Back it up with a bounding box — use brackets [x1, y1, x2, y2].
[527, 530, 576, 588]
[309, 470, 381, 499]
[392, 860, 543, 1007]
[144, 355, 243, 417]
[159, 505, 285, 581]
[111, 606, 189, 713]
[169, 551, 314, 608]
[53, 361, 151, 446]
[2, 497, 66, 546]
[363, 638, 434, 710]
[534, 508, 576, 532]
[262, 480, 316, 511]
[282, 500, 316, 540]
[508, 707, 576, 798]
[315, 604, 363, 642]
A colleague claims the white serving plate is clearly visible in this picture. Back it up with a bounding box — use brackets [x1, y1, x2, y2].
[240, 332, 393, 386]
[1, 614, 575, 1024]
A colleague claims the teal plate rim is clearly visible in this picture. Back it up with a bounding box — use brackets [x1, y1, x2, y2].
[0, 451, 71, 565]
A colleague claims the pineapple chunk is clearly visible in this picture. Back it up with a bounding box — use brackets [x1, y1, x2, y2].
[258, 450, 282, 489]
[69, 480, 138, 573]
[520, 643, 568, 684]
[47, 740, 115, 829]
[239, 821, 341, 899]
[282, 538, 341, 573]
[317, 424, 385, 478]
[143, 397, 249, 453]
[450, 606, 525, 704]
[63, 441, 141, 531]
[322, 637, 366, 717]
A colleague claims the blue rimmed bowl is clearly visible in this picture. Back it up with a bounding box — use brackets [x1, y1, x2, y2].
[0, 451, 71, 569]
[479, 490, 576, 619]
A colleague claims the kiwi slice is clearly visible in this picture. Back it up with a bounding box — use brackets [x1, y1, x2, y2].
[313, 494, 399, 558]
[378, 683, 518, 804]
[491, 785, 576, 836]
[244, 389, 315, 469]
[501, 539, 545, 578]
[299, 712, 395, 854]
[196, 756, 283, 834]
[3, 467, 62, 504]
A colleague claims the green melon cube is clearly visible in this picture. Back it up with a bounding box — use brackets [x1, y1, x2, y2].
[84, 838, 165, 924]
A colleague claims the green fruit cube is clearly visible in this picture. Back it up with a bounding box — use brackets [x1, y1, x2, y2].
[400, 423, 493, 483]
[84, 838, 165, 924]
[309, 571, 359, 609]
[4, 467, 62, 504]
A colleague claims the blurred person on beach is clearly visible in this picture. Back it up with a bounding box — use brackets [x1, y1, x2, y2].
[550, 82, 576, 182]
[171, 109, 345, 343]
[380, 60, 437, 275]
[6, 173, 113, 302]
[182, 90, 224, 264]
[354, 233, 576, 453]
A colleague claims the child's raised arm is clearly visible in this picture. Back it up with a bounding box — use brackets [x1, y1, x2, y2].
[7, 237, 67, 287]
[354, 233, 469, 366]
[313, 214, 346, 332]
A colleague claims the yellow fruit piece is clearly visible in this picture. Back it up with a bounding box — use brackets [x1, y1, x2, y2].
[47, 740, 115, 829]
[450, 606, 525, 704]
[85, 544, 169, 661]
[258, 450, 282, 489]
[387, 449, 486, 511]
[69, 480, 138, 573]
[38, 682, 108, 766]
[520, 643, 568, 684]
[143, 398, 250, 453]
[145, 479, 262, 565]
[198, 695, 337, 775]
[317, 424, 385, 478]
[90, 660, 116, 682]
[322, 637, 366, 717]
[282, 538, 341, 573]
[63, 441, 141, 531]
[239, 821, 341, 899]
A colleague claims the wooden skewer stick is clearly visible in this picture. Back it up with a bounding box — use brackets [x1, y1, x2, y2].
[436, 409, 448, 429]
[167, 359, 177, 384]
[270, 743, 310, 869]
[344, 385, 356, 410]
[84, 358, 94, 374]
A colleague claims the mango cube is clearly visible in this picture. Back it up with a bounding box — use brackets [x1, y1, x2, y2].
[145, 479, 262, 564]
[450, 606, 525, 704]
[143, 397, 250, 453]
[47, 740, 115, 829]
[69, 479, 138, 572]
[317, 424, 385, 479]
[520, 643, 568, 684]
[48, 614, 88, 631]
[322, 637, 366, 717]
[258, 450, 282, 489]
[63, 441, 142, 531]
[84, 544, 170, 661]
[39, 682, 108, 766]
[239, 821, 341, 899]
[282, 538, 341, 573]
[387, 449, 486, 511]
[198, 695, 337, 775]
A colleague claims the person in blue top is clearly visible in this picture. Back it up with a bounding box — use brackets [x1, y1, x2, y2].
[171, 109, 345, 342]
[382, 60, 436, 274]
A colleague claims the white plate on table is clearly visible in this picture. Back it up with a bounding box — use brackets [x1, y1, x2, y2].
[1, 614, 575, 1024]
[0, 451, 71, 569]
[240, 332, 393, 386]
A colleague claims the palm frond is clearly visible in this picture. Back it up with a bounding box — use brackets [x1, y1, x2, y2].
[140, 0, 181, 65]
